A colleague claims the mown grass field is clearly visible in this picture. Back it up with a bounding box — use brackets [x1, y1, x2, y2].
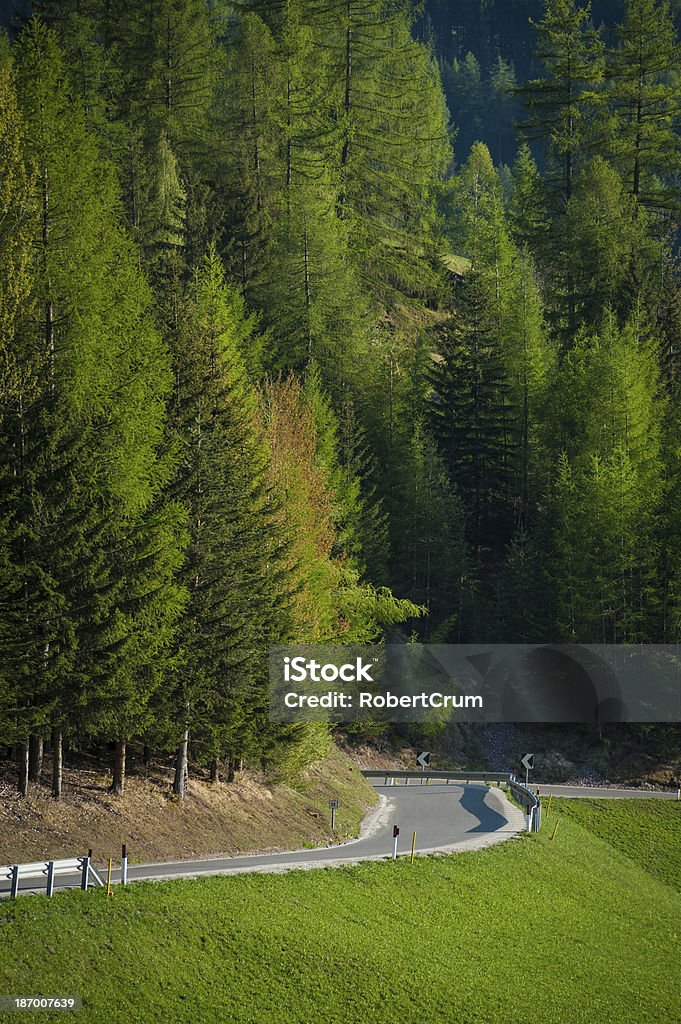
[0, 802, 679, 1024]
[552, 797, 681, 890]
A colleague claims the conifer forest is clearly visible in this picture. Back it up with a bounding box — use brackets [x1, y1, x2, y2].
[1, 0, 680, 797]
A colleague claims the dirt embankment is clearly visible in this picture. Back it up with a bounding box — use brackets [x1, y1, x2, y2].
[0, 745, 376, 865]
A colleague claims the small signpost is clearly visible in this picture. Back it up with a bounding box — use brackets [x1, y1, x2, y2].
[329, 799, 340, 831]
[521, 753, 534, 786]
[392, 825, 400, 859]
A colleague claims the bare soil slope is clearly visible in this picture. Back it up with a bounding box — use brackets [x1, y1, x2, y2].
[0, 745, 376, 865]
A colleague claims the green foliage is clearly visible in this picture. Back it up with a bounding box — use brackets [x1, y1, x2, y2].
[444, 52, 521, 166]
[553, 798, 681, 890]
[546, 313, 665, 641]
[0, 24, 185, 752]
[562, 157, 664, 330]
[2, 0, 681, 778]
[607, 0, 680, 207]
[164, 247, 291, 764]
[521, 0, 605, 204]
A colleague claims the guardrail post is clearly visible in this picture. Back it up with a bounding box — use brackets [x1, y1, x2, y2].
[46, 861, 55, 897]
[10, 865, 19, 899]
[81, 855, 90, 891]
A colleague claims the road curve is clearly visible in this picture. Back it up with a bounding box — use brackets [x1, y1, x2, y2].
[2, 781, 526, 896]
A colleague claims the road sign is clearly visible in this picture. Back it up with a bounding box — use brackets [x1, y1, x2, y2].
[521, 753, 534, 786]
[329, 799, 340, 831]
[416, 751, 430, 768]
[329, 800, 340, 809]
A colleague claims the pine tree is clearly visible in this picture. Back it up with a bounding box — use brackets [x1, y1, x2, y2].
[0, 46, 41, 778]
[215, 11, 282, 302]
[448, 143, 551, 528]
[100, 0, 216, 149]
[316, 0, 452, 314]
[261, 371, 422, 640]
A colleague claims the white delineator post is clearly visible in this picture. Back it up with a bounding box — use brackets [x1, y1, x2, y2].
[392, 825, 399, 859]
[121, 844, 128, 886]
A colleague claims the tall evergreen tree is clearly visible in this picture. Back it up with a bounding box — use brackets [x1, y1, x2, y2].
[430, 269, 518, 563]
[164, 248, 290, 797]
[607, 0, 680, 208]
[546, 312, 664, 641]
[521, 0, 605, 206]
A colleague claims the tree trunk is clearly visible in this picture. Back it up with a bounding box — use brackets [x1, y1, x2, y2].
[210, 758, 219, 784]
[226, 757, 235, 783]
[173, 729, 189, 799]
[111, 739, 126, 796]
[18, 740, 29, 797]
[28, 735, 43, 782]
[142, 744, 151, 767]
[51, 726, 62, 800]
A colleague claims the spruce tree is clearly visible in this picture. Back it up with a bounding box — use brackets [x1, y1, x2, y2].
[164, 248, 290, 797]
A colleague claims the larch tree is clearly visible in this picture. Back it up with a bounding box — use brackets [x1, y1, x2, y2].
[521, 0, 605, 207]
[607, 0, 680, 209]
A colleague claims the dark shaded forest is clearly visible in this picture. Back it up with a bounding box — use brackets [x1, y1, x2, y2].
[1, 0, 680, 796]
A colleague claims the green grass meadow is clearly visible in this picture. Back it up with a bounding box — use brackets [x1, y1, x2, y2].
[0, 801, 679, 1024]
[551, 797, 681, 890]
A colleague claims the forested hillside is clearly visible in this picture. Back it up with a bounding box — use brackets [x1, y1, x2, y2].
[1, 0, 680, 799]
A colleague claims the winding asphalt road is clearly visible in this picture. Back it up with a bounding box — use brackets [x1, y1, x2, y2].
[531, 782, 680, 799]
[1, 780, 525, 896]
[8, 779, 674, 896]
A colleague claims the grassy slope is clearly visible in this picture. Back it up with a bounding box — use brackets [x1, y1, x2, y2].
[0, 746, 377, 864]
[1, 808, 679, 1024]
[551, 798, 681, 890]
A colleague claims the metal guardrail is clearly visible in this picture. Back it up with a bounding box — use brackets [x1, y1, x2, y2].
[1, 855, 104, 897]
[361, 769, 542, 832]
